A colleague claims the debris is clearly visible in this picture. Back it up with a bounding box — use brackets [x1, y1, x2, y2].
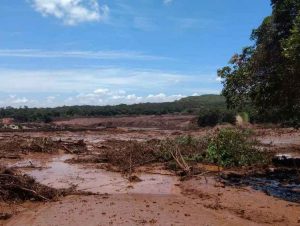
[99, 140, 160, 173]
[0, 166, 72, 202]
[128, 175, 142, 182]
[0, 136, 87, 157]
[0, 213, 12, 220]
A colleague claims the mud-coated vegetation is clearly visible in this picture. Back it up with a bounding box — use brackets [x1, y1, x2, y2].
[0, 137, 87, 155]
[0, 167, 71, 202]
[82, 129, 270, 175]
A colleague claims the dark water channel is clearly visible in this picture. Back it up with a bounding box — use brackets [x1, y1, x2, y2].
[222, 168, 300, 203]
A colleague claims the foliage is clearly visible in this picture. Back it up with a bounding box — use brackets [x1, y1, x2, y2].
[206, 128, 269, 167]
[218, 0, 300, 125]
[158, 135, 208, 162]
[0, 95, 226, 123]
[158, 135, 209, 173]
[197, 109, 236, 127]
[238, 112, 250, 123]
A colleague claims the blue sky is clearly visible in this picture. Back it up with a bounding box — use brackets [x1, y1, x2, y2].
[0, 0, 271, 107]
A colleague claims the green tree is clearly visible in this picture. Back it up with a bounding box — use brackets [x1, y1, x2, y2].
[219, 0, 300, 124]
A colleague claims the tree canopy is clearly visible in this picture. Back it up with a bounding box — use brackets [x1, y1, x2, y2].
[218, 0, 300, 125]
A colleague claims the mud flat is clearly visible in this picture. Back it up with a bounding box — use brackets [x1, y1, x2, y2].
[53, 115, 197, 130]
[0, 124, 300, 226]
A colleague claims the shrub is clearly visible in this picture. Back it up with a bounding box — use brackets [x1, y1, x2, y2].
[206, 128, 269, 167]
[198, 109, 236, 127]
[159, 135, 209, 157]
[158, 135, 209, 172]
[282, 117, 300, 128]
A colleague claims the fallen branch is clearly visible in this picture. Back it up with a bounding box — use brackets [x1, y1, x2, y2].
[11, 185, 50, 201]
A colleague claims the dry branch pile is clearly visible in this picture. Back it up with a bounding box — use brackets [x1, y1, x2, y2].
[100, 140, 161, 172]
[85, 136, 208, 174]
[0, 167, 70, 202]
[0, 136, 87, 155]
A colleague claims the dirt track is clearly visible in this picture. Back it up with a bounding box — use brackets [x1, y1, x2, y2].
[1, 117, 300, 226]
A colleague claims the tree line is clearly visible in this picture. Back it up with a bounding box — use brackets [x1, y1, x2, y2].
[0, 95, 226, 123]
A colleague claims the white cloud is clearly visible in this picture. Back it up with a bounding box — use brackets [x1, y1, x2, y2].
[46, 96, 56, 103]
[30, 0, 109, 25]
[216, 77, 222, 82]
[93, 88, 109, 95]
[0, 49, 168, 61]
[0, 67, 221, 107]
[146, 93, 184, 102]
[0, 95, 36, 107]
[68, 89, 185, 106]
[12, 97, 29, 104]
[0, 68, 190, 93]
[163, 0, 174, 5]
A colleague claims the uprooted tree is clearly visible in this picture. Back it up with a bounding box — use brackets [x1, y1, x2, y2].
[218, 0, 300, 126]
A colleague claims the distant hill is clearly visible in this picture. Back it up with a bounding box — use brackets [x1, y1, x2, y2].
[0, 94, 226, 122]
[177, 94, 225, 107]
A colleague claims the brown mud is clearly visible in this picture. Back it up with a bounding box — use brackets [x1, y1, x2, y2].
[0, 116, 300, 225]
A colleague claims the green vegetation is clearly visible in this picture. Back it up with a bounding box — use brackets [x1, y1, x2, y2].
[197, 109, 236, 127]
[218, 0, 300, 125]
[206, 128, 269, 167]
[158, 130, 269, 171]
[238, 112, 250, 124]
[0, 95, 226, 122]
[159, 135, 209, 162]
[97, 131, 270, 174]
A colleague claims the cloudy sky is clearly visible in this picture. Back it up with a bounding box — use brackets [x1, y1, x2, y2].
[0, 0, 271, 107]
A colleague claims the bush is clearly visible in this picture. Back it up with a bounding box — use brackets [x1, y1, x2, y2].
[206, 128, 269, 167]
[158, 135, 208, 161]
[282, 116, 300, 128]
[198, 109, 236, 127]
[158, 135, 209, 172]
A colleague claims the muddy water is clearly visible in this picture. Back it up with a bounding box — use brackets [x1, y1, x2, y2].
[17, 154, 180, 195]
[222, 169, 300, 203]
[242, 177, 300, 203]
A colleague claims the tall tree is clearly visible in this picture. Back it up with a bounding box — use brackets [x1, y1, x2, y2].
[219, 0, 300, 123]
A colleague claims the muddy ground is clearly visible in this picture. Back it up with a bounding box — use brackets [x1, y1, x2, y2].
[0, 115, 300, 226]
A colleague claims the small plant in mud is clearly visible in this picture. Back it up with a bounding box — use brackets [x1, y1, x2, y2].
[206, 128, 269, 167]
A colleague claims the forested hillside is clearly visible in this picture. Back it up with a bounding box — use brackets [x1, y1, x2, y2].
[0, 95, 226, 122]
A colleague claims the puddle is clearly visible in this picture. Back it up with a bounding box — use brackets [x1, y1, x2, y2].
[18, 155, 180, 195]
[222, 169, 300, 203]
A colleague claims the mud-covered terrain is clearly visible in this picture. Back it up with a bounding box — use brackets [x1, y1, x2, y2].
[54, 115, 198, 130]
[0, 116, 300, 226]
